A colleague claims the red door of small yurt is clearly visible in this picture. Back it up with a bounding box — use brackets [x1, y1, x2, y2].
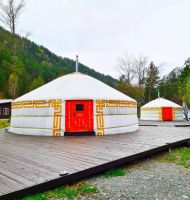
[65, 100, 94, 135]
[162, 107, 173, 121]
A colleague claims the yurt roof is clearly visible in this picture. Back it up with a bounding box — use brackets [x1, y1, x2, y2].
[0, 99, 12, 104]
[141, 98, 182, 108]
[14, 73, 136, 102]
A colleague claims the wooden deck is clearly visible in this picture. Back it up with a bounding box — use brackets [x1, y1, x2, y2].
[0, 126, 189, 200]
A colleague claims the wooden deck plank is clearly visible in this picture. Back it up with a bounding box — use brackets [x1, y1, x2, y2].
[0, 126, 189, 199]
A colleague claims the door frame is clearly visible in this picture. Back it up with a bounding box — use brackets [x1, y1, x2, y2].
[64, 100, 95, 136]
[162, 107, 173, 121]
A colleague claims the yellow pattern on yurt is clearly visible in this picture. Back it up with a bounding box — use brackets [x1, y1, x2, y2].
[12, 100, 62, 136]
[141, 107, 161, 111]
[141, 107, 183, 121]
[96, 100, 137, 136]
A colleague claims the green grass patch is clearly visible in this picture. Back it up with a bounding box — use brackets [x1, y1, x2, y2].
[156, 147, 190, 168]
[104, 168, 126, 178]
[22, 182, 97, 200]
[0, 119, 10, 128]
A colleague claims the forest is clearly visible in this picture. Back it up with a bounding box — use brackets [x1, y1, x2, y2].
[0, 26, 117, 99]
[116, 53, 190, 107]
[0, 25, 190, 108]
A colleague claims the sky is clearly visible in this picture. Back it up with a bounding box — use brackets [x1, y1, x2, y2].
[12, 0, 190, 78]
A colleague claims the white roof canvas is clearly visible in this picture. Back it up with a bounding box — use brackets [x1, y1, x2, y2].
[142, 98, 182, 108]
[14, 72, 136, 102]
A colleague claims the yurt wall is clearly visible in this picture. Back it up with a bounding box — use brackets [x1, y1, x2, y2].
[95, 100, 137, 135]
[140, 98, 184, 121]
[11, 100, 65, 136]
[10, 72, 138, 136]
[11, 98, 138, 136]
[140, 107, 161, 121]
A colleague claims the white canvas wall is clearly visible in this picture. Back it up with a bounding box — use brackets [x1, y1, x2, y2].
[140, 108, 184, 121]
[140, 110, 160, 121]
[10, 101, 65, 136]
[10, 100, 138, 136]
[174, 110, 184, 121]
[95, 106, 138, 135]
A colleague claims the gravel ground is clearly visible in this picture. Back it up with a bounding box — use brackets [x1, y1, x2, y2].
[75, 160, 190, 200]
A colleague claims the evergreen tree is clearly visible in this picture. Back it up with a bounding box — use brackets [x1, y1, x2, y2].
[178, 59, 190, 103]
[28, 76, 45, 91]
[158, 67, 181, 104]
[145, 61, 160, 102]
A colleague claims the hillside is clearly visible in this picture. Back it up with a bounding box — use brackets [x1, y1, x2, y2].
[0, 26, 117, 99]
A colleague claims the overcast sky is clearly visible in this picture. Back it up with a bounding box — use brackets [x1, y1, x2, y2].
[14, 0, 190, 78]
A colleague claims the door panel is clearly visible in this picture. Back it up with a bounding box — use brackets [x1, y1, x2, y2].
[162, 107, 173, 121]
[65, 100, 94, 132]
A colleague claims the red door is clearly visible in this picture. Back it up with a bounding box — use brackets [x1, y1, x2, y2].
[65, 100, 94, 132]
[162, 107, 173, 121]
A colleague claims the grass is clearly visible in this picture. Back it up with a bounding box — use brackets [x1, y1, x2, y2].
[0, 119, 10, 128]
[18, 147, 190, 199]
[22, 182, 97, 200]
[104, 167, 126, 178]
[155, 147, 190, 168]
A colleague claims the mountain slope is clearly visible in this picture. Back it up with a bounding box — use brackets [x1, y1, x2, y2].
[0, 26, 117, 98]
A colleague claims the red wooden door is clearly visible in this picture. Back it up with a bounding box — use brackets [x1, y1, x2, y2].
[65, 100, 94, 132]
[162, 107, 173, 121]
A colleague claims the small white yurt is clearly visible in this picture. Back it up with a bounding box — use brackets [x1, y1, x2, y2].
[10, 60, 138, 136]
[140, 97, 183, 121]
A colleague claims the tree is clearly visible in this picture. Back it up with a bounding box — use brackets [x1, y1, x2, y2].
[0, 0, 25, 35]
[28, 76, 45, 91]
[145, 61, 160, 102]
[116, 81, 144, 116]
[134, 55, 148, 87]
[158, 67, 182, 104]
[186, 77, 190, 104]
[178, 59, 190, 105]
[0, 0, 25, 98]
[118, 52, 149, 105]
[118, 52, 135, 84]
[116, 81, 144, 103]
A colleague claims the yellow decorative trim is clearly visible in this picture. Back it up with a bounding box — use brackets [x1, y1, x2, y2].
[141, 107, 161, 111]
[12, 100, 62, 136]
[158, 108, 162, 121]
[141, 107, 182, 121]
[173, 107, 183, 111]
[172, 108, 175, 121]
[141, 107, 182, 111]
[96, 100, 137, 136]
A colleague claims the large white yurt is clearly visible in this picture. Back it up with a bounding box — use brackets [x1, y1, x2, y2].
[10, 71, 138, 136]
[140, 97, 183, 121]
